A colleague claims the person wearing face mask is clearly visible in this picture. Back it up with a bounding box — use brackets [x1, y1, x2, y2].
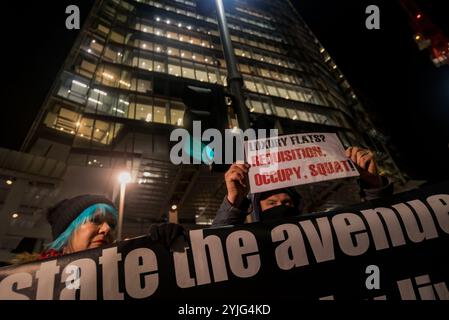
[212, 147, 394, 226]
[39, 194, 185, 260]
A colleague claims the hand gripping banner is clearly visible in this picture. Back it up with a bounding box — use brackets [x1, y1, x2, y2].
[1, 181, 449, 300]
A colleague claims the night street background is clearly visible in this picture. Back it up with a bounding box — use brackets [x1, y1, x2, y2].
[0, 0, 448, 182]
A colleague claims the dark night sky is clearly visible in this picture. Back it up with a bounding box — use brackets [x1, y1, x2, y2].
[1, 1, 448, 182]
[294, 0, 449, 182]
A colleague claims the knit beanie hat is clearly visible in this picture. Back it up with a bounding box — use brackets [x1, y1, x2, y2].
[46, 195, 116, 240]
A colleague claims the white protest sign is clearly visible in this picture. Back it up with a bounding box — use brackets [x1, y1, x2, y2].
[245, 133, 360, 194]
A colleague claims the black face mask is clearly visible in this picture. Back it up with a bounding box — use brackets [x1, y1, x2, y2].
[260, 205, 299, 222]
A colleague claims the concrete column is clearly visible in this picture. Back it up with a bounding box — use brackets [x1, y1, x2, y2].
[0, 179, 28, 248]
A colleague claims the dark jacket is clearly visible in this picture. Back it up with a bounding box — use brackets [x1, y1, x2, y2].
[212, 177, 394, 227]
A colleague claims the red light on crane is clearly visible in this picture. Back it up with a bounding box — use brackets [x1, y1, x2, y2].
[416, 13, 422, 19]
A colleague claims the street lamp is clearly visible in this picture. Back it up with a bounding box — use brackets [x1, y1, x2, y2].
[214, 0, 250, 131]
[117, 171, 131, 241]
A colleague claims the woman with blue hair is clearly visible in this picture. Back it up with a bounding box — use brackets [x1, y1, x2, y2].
[41, 195, 184, 259]
[41, 195, 119, 258]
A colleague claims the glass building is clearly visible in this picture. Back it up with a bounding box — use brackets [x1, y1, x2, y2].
[2, 0, 404, 250]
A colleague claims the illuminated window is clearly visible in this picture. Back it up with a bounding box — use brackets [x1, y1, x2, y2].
[286, 108, 298, 120]
[182, 62, 195, 79]
[275, 106, 288, 118]
[154, 100, 167, 124]
[136, 101, 153, 122]
[168, 47, 180, 56]
[137, 79, 152, 93]
[249, 100, 264, 114]
[180, 50, 191, 59]
[168, 60, 182, 77]
[208, 69, 218, 83]
[267, 85, 278, 96]
[244, 80, 257, 92]
[170, 102, 185, 126]
[195, 66, 208, 82]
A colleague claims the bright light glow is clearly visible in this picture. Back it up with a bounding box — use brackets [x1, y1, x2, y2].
[12, 213, 19, 219]
[72, 80, 88, 88]
[113, 107, 125, 114]
[92, 39, 96, 44]
[415, 35, 421, 40]
[142, 44, 147, 48]
[178, 23, 182, 27]
[417, 14, 422, 19]
[320, 48, 325, 53]
[156, 17, 160, 21]
[119, 99, 130, 105]
[143, 172, 151, 177]
[119, 80, 131, 87]
[6, 180, 13, 185]
[187, 25, 192, 30]
[88, 49, 92, 53]
[94, 89, 107, 96]
[88, 98, 103, 105]
[143, 28, 147, 32]
[102, 72, 115, 80]
[171, 205, 178, 210]
[166, 19, 171, 24]
[118, 172, 132, 184]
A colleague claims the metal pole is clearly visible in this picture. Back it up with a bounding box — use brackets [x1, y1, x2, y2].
[214, 0, 251, 131]
[117, 182, 126, 241]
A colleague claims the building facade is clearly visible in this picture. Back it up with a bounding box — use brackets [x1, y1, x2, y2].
[0, 0, 404, 259]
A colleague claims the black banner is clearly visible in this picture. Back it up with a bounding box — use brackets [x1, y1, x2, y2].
[1, 181, 449, 300]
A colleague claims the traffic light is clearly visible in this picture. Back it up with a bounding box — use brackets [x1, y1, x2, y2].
[180, 83, 230, 167]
